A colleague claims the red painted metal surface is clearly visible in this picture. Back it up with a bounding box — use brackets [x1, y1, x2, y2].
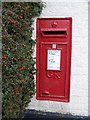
[36, 18, 72, 102]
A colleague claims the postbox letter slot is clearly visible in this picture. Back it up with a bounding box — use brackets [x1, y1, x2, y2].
[41, 30, 67, 37]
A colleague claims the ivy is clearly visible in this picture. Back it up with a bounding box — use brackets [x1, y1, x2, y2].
[2, 2, 44, 119]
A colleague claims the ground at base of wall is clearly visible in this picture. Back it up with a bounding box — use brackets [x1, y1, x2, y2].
[21, 109, 90, 120]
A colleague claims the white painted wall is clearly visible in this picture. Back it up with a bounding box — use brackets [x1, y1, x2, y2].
[27, 1, 88, 116]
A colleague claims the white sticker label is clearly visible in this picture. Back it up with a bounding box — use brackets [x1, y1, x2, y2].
[47, 50, 61, 70]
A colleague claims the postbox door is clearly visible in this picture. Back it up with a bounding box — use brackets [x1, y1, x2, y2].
[39, 42, 67, 99]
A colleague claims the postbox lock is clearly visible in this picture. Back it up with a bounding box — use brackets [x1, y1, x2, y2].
[51, 22, 57, 28]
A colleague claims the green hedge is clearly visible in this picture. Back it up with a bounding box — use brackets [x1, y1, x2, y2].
[2, 2, 44, 119]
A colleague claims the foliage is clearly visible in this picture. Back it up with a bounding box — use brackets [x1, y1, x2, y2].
[2, 2, 44, 119]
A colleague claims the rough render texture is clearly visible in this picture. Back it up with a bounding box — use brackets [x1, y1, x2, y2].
[27, 2, 88, 116]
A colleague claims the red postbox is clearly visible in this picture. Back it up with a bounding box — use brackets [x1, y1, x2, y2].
[36, 18, 72, 102]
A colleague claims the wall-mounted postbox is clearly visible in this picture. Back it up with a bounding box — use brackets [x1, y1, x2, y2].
[36, 18, 72, 102]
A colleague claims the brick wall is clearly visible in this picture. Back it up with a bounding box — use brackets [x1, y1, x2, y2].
[27, 2, 88, 116]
